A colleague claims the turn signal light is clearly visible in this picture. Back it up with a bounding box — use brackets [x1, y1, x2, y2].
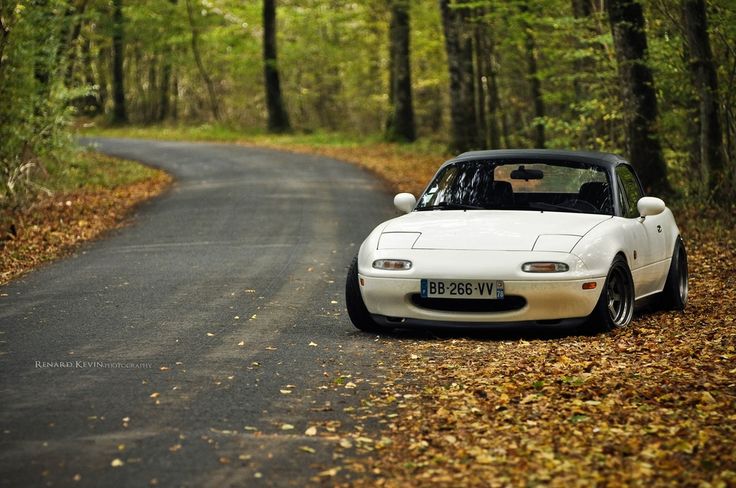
[373, 259, 412, 270]
[582, 282, 597, 290]
[521, 262, 569, 273]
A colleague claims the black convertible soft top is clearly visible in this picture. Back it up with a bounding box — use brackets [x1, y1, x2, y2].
[451, 149, 625, 170]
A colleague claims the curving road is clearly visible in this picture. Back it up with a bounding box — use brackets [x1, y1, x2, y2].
[0, 138, 394, 487]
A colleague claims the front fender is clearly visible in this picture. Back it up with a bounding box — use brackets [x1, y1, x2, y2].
[572, 219, 629, 275]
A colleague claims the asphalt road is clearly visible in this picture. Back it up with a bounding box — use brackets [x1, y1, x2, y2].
[0, 138, 395, 487]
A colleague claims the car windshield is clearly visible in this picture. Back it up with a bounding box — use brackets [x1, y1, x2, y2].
[416, 160, 613, 215]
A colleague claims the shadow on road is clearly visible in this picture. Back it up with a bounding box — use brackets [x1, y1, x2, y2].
[361, 308, 662, 342]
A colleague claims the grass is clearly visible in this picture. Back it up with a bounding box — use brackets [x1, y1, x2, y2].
[42, 150, 164, 193]
[82, 123, 447, 154]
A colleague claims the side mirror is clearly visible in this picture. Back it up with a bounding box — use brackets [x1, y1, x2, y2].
[394, 193, 416, 214]
[637, 196, 665, 218]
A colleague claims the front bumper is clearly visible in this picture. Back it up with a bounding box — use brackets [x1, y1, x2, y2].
[358, 275, 605, 325]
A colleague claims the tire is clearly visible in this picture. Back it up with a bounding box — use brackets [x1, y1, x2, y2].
[660, 237, 688, 310]
[345, 256, 388, 333]
[589, 255, 635, 331]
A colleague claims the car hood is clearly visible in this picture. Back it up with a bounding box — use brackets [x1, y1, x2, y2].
[381, 210, 611, 251]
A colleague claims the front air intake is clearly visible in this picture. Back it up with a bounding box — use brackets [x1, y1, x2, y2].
[410, 295, 526, 313]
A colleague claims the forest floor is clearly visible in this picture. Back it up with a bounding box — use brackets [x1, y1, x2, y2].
[81, 126, 736, 485]
[0, 151, 171, 284]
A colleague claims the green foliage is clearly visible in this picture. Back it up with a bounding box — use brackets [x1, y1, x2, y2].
[0, 1, 75, 208]
[2, 0, 734, 204]
[43, 151, 160, 192]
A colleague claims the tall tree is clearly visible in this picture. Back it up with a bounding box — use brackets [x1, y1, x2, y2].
[473, 17, 487, 147]
[681, 0, 727, 198]
[62, 0, 89, 86]
[518, 3, 545, 148]
[263, 0, 290, 133]
[386, 0, 415, 142]
[111, 0, 127, 124]
[606, 0, 670, 194]
[440, 0, 480, 153]
[158, 0, 178, 122]
[186, 0, 220, 121]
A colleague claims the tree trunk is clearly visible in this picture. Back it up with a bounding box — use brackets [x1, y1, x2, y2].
[682, 0, 727, 198]
[147, 54, 158, 123]
[263, 0, 290, 133]
[159, 58, 172, 121]
[186, 0, 220, 121]
[519, 3, 545, 148]
[63, 0, 89, 86]
[606, 0, 670, 194]
[439, 0, 480, 153]
[111, 0, 127, 124]
[572, 0, 592, 17]
[473, 18, 487, 148]
[571, 0, 592, 103]
[96, 46, 109, 112]
[525, 31, 545, 148]
[0, 4, 16, 75]
[79, 37, 101, 115]
[386, 0, 415, 142]
[484, 26, 502, 149]
[158, 0, 178, 122]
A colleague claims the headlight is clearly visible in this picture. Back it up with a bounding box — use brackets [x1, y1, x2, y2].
[373, 259, 412, 270]
[521, 262, 569, 273]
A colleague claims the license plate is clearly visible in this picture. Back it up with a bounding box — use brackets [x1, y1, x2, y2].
[420, 279, 504, 299]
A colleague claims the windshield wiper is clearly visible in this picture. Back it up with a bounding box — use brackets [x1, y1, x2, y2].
[529, 202, 585, 213]
[416, 202, 486, 211]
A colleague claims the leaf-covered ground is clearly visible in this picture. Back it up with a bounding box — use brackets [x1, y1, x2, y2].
[75, 129, 736, 485]
[1, 152, 170, 284]
[334, 217, 736, 487]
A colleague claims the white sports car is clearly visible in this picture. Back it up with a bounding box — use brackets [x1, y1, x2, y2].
[345, 150, 688, 332]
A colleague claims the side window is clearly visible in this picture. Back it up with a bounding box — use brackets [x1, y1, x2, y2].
[616, 165, 643, 218]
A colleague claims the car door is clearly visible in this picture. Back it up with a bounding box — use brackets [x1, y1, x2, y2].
[615, 165, 666, 297]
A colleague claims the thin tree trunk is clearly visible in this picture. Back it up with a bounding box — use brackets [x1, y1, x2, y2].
[63, 0, 89, 86]
[439, 0, 480, 153]
[96, 45, 109, 112]
[520, 3, 545, 148]
[186, 0, 220, 121]
[172, 73, 179, 121]
[79, 37, 101, 114]
[484, 24, 502, 149]
[606, 0, 670, 194]
[571, 0, 592, 103]
[572, 0, 592, 17]
[147, 54, 158, 123]
[158, 0, 178, 122]
[682, 0, 727, 198]
[111, 0, 127, 124]
[525, 32, 545, 148]
[0, 5, 16, 75]
[386, 0, 415, 142]
[159, 58, 172, 121]
[474, 17, 487, 148]
[263, 0, 290, 132]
